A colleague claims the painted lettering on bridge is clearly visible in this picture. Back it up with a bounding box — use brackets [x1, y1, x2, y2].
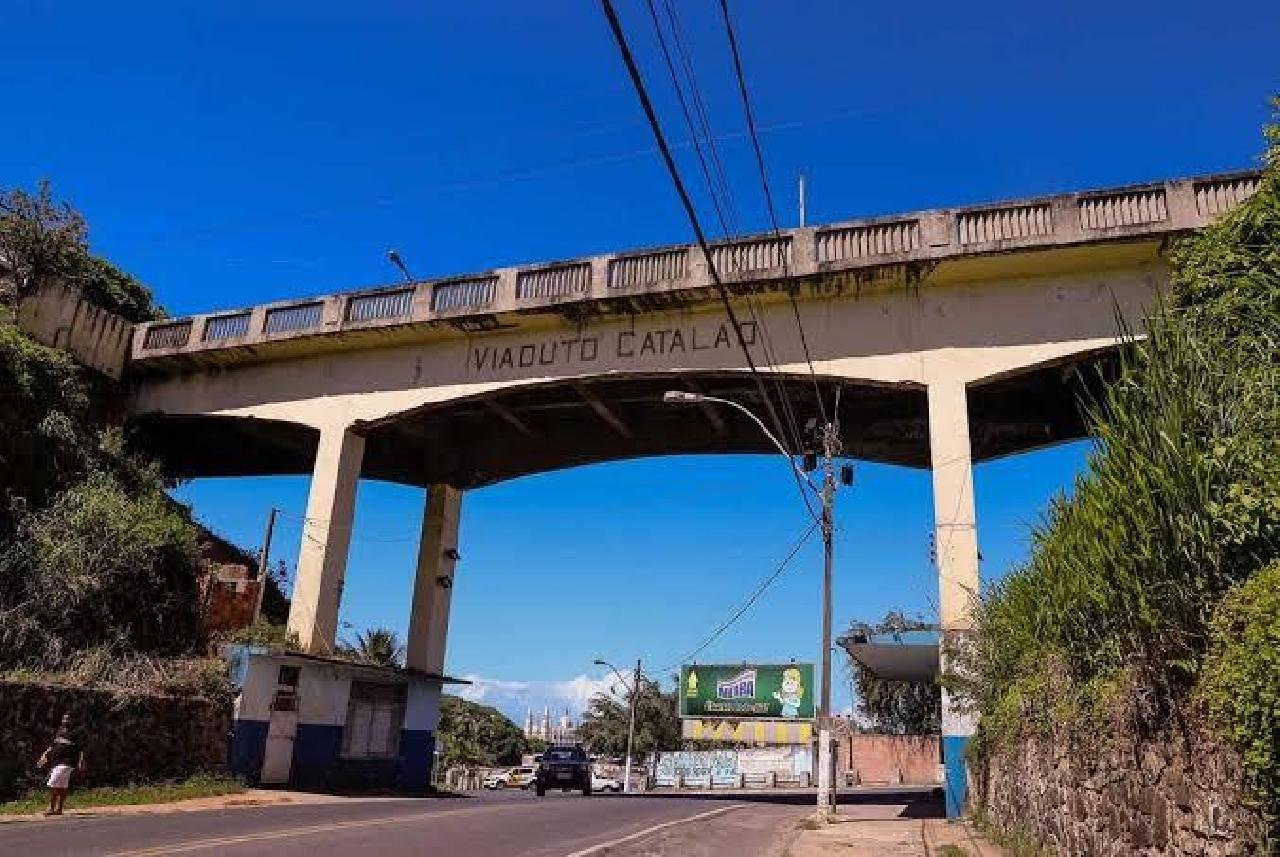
[467, 320, 756, 376]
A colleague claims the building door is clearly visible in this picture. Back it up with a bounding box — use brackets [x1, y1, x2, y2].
[260, 665, 300, 785]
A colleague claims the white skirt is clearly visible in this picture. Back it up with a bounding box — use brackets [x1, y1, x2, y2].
[46, 765, 73, 789]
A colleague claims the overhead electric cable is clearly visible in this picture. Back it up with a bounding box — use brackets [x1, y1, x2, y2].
[716, 0, 828, 427]
[658, 520, 820, 672]
[597, 0, 807, 486]
[648, 0, 808, 456]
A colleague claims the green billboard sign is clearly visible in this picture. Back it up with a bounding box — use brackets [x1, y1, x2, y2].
[678, 663, 815, 720]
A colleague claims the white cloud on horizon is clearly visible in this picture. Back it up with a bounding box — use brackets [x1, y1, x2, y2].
[454, 673, 621, 724]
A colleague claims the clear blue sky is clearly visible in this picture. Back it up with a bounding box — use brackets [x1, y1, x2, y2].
[8, 0, 1276, 720]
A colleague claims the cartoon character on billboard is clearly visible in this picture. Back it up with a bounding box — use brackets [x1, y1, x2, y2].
[773, 667, 805, 718]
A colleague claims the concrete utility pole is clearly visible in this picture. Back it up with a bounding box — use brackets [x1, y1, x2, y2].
[663, 390, 843, 818]
[816, 418, 840, 818]
[252, 506, 278, 624]
[595, 658, 643, 793]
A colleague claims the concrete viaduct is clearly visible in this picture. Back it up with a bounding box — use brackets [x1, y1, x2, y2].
[120, 168, 1259, 804]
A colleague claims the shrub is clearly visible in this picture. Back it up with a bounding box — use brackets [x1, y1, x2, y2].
[1199, 561, 1280, 827]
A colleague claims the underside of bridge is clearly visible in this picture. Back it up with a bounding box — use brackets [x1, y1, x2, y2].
[130, 356, 1117, 490]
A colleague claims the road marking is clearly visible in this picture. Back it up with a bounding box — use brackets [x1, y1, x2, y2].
[562, 803, 747, 857]
[107, 805, 490, 855]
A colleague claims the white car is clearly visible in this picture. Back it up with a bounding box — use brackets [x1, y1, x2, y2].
[591, 772, 623, 792]
[483, 769, 514, 790]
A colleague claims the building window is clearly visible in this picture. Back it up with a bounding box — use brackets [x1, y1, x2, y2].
[343, 682, 406, 759]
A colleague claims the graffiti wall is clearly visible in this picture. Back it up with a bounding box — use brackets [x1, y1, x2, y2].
[654, 746, 812, 780]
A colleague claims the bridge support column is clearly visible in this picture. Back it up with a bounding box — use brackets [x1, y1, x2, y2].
[927, 380, 980, 819]
[406, 485, 463, 674]
[287, 424, 365, 654]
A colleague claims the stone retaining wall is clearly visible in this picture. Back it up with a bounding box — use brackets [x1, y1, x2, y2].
[980, 717, 1267, 855]
[0, 680, 230, 798]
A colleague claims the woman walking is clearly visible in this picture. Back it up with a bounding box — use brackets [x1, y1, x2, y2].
[38, 713, 86, 816]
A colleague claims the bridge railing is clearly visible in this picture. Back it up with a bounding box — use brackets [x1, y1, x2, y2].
[130, 170, 1262, 363]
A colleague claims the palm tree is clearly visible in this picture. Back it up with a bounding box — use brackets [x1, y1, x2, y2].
[345, 626, 405, 667]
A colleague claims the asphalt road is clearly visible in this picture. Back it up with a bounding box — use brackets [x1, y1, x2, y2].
[0, 789, 817, 857]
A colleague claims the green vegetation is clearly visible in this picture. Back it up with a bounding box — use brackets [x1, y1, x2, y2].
[437, 695, 527, 770]
[340, 626, 406, 667]
[954, 110, 1279, 833]
[0, 181, 160, 322]
[846, 613, 940, 734]
[938, 845, 970, 857]
[1199, 561, 1280, 821]
[0, 773, 244, 816]
[578, 675, 681, 761]
[0, 183, 220, 687]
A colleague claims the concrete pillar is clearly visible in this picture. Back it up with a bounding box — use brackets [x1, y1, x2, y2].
[406, 485, 463, 673]
[286, 424, 365, 654]
[927, 380, 980, 819]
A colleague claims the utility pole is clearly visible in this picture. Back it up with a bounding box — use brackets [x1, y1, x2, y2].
[625, 658, 641, 793]
[252, 507, 278, 624]
[816, 418, 840, 817]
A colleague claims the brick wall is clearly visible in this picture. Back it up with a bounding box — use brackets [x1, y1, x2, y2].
[838, 734, 941, 785]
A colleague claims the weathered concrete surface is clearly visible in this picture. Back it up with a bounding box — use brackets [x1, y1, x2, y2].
[17, 281, 133, 378]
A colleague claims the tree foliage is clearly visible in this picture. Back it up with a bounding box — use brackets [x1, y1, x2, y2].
[578, 675, 681, 761]
[0, 181, 160, 322]
[0, 470, 204, 668]
[437, 695, 526, 770]
[341, 627, 405, 667]
[848, 613, 940, 735]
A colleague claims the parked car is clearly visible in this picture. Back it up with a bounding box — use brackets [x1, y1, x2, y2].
[535, 745, 592, 796]
[509, 766, 538, 789]
[483, 769, 512, 789]
[591, 771, 623, 792]
[484, 766, 537, 789]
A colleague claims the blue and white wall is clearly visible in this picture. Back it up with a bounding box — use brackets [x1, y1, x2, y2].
[226, 647, 443, 791]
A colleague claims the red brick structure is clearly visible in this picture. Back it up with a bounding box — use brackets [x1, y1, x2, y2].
[838, 734, 941, 786]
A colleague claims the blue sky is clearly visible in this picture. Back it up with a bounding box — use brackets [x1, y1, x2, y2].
[8, 0, 1276, 721]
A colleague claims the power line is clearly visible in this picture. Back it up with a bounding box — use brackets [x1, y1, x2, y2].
[597, 0, 810, 500]
[639, 0, 808, 458]
[716, 0, 828, 428]
[657, 520, 820, 673]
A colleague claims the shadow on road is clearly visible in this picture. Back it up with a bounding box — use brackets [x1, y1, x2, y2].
[606, 786, 945, 817]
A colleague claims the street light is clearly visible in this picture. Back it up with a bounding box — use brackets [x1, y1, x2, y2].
[594, 657, 642, 793]
[664, 389, 840, 818]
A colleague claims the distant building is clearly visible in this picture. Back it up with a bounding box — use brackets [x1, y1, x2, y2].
[523, 706, 579, 744]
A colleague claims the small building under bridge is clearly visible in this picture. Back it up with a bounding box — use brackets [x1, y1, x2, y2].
[225, 645, 468, 791]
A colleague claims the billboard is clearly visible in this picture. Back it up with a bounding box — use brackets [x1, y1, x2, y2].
[679, 663, 815, 720]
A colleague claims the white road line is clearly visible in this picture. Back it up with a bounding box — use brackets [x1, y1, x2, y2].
[107, 805, 491, 855]
[563, 803, 748, 857]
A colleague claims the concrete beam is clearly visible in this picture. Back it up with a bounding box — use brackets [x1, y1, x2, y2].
[682, 378, 728, 437]
[481, 396, 539, 440]
[572, 382, 633, 440]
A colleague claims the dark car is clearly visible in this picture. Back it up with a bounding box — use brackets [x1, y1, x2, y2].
[535, 745, 592, 796]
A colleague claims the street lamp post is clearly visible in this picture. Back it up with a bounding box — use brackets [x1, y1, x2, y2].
[595, 658, 642, 793]
[663, 390, 840, 818]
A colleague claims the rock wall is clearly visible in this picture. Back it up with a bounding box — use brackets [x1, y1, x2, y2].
[980, 717, 1268, 856]
[0, 680, 230, 798]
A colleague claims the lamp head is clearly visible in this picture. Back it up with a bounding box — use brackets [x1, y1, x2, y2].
[663, 390, 703, 404]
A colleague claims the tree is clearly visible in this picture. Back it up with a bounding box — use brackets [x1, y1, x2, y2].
[0, 180, 160, 321]
[578, 674, 681, 762]
[436, 695, 526, 770]
[343, 627, 405, 667]
[846, 612, 940, 735]
[0, 180, 87, 300]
